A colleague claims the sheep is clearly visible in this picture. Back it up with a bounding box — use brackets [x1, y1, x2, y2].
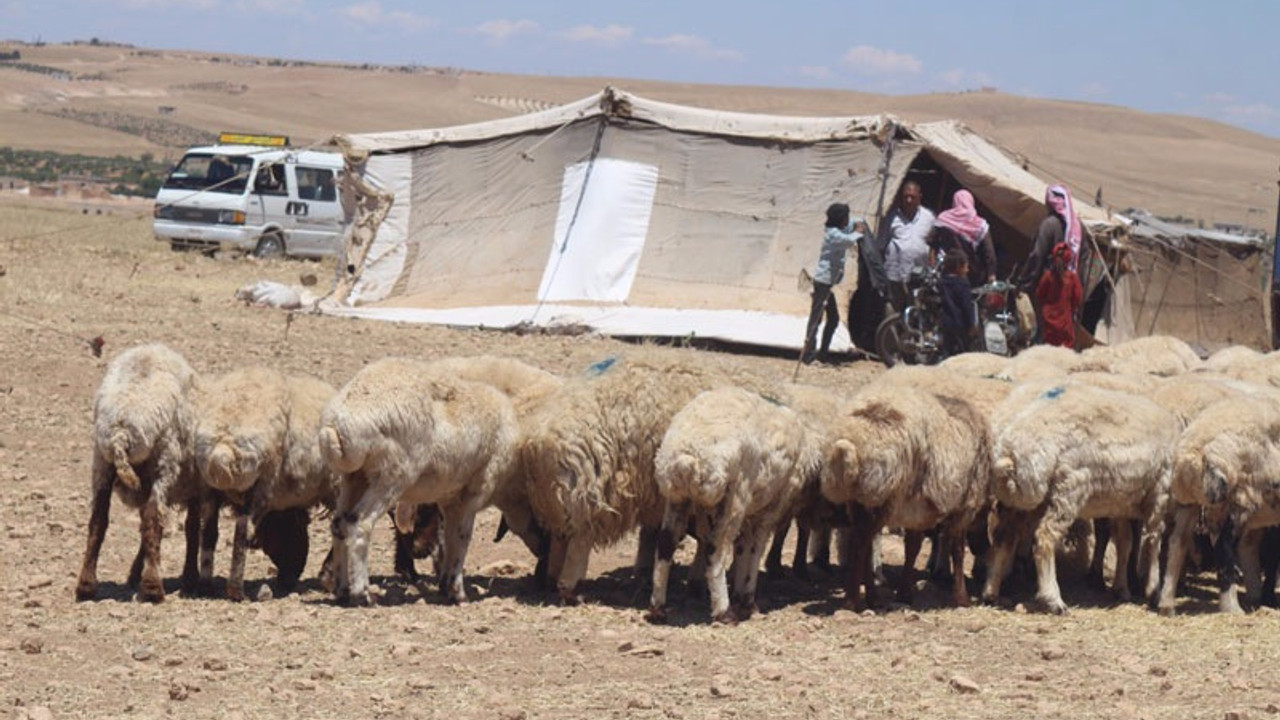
[820, 382, 991, 611]
[384, 355, 565, 583]
[320, 357, 520, 606]
[997, 344, 1104, 383]
[647, 386, 826, 623]
[1158, 395, 1280, 615]
[193, 367, 339, 600]
[763, 384, 851, 580]
[521, 350, 772, 604]
[1201, 345, 1264, 375]
[75, 343, 207, 603]
[981, 381, 1179, 614]
[865, 364, 1014, 583]
[1081, 335, 1203, 376]
[938, 351, 1011, 379]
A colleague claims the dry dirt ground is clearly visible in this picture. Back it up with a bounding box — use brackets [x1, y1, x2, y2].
[1, 199, 1278, 720]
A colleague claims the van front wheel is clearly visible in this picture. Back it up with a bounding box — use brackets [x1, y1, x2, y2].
[254, 233, 285, 259]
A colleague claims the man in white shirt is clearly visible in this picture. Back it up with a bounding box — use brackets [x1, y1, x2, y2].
[878, 181, 935, 310]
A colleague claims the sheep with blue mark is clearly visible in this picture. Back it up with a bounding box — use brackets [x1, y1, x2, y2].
[982, 380, 1179, 613]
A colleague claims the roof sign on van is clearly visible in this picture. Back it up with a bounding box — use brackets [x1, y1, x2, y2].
[218, 132, 290, 147]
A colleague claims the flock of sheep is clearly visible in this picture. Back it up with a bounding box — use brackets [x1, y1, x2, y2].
[73, 336, 1280, 622]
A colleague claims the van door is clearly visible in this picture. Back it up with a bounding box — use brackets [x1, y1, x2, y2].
[249, 160, 292, 247]
[287, 165, 343, 257]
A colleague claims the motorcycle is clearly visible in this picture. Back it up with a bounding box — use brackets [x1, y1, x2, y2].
[873, 266, 1028, 368]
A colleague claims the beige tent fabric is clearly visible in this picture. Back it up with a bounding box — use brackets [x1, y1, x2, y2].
[912, 120, 1113, 243]
[1123, 236, 1268, 350]
[325, 87, 1131, 350]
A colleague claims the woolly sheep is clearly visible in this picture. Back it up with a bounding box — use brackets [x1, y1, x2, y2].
[648, 386, 826, 623]
[320, 357, 520, 606]
[997, 344, 1104, 383]
[521, 350, 773, 604]
[1158, 395, 1280, 615]
[982, 382, 1179, 613]
[1080, 335, 1203, 376]
[821, 382, 991, 610]
[763, 383, 851, 580]
[938, 351, 1011, 379]
[193, 367, 338, 599]
[386, 355, 566, 583]
[75, 343, 206, 603]
[1200, 345, 1264, 375]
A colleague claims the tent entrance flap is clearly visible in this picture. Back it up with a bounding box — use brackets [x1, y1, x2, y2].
[537, 157, 659, 303]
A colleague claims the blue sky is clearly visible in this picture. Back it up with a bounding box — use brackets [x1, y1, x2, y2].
[4, 0, 1278, 137]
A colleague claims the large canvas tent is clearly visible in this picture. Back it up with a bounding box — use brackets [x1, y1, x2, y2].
[325, 86, 1115, 351]
[1096, 211, 1272, 351]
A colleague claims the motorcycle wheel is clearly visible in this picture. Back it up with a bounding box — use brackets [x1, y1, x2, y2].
[874, 315, 909, 368]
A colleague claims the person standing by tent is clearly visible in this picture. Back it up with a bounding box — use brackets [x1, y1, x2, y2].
[1016, 184, 1085, 343]
[802, 203, 866, 364]
[880, 181, 936, 311]
[1036, 242, 1083, 348]
[1018, 184, 1084, 291]
[939, 249, 978, 357]
[930, 189, 997, 286]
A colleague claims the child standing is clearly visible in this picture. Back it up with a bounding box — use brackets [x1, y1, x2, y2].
[938, 249, 977, 357]
[1035, 243, 1084, 349]
[802, 203, 865, 364]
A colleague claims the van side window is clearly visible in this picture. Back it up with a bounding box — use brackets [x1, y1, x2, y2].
[254, 163, 287, 196]
[296, 167, 337, 202]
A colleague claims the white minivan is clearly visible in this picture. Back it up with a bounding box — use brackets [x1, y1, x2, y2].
[153, 134, 347, 259]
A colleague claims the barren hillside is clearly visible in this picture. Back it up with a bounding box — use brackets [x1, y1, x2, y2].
[1, 41, 1275, 233]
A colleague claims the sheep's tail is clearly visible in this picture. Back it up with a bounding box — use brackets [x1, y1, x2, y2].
[318, 424, 364, 475]
[110, 429, 142, 491]
[821, 439, 860, 504]
[393, 502, 416, 535]
[993, 455, 1017, 497]
[203, 442, 238, 491]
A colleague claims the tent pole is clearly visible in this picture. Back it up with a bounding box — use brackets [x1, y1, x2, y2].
[871, 120, 898, 238]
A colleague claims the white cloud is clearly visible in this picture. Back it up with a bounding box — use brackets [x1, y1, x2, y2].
[338, 1, 435, 31]
[842, 45, 922, 76]
[938, 67, 993, 89]
[798, 65, 833, 80]
[233, 0, 303, 13]
[475, 19, 539, 43]
[1204, 91, 1237, 105]
[560, 24, 632, 46]
[643, 34, 742, 62]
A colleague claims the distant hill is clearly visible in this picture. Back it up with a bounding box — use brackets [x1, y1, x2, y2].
[0, 41, 1275, 235]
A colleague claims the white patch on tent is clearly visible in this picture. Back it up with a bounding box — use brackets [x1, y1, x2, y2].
[536, 157, 658, 302]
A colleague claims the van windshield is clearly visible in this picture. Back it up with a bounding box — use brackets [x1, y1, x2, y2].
[162, 153, 253, 194]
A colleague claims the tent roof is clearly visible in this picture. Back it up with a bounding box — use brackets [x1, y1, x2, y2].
[1120, 210, 1266, 249]
[335, 86, 893, 154]
[334, 86, 1119, 241]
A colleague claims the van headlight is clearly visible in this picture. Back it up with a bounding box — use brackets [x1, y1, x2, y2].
[216, 210, 246, 225]
[153, 204, 173, 219]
